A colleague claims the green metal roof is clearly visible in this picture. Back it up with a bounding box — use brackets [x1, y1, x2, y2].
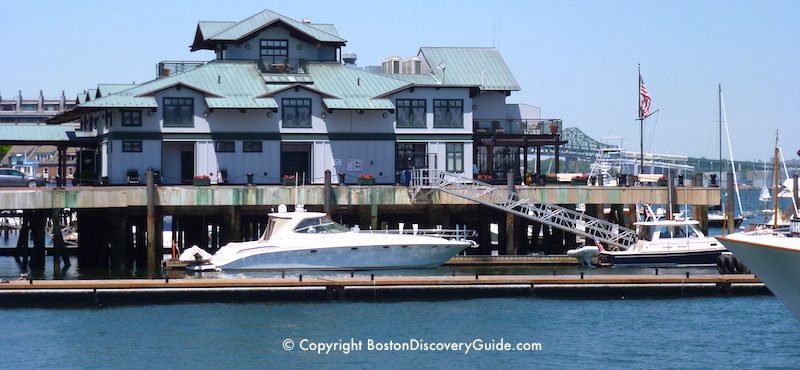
[307, 63, 410, 110]
[307, 23, 340, 38]
[198, 21, 236, 39]
[0, 125, 77, 143]
[80, 61, 277, 110]
[97, 84, 137, 97]
[205, 10, 346, 43]
[419, 47, 520, 91]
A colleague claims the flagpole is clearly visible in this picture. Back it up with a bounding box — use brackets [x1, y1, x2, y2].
[638, 64, 644, 175]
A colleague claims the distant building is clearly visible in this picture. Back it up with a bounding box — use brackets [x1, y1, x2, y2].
[52, 9, 564, 185]
[1, 90, 78, 180]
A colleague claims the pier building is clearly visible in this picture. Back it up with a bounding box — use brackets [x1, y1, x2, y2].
[1, 9, 726, 277]
[49, 9, 565, 186]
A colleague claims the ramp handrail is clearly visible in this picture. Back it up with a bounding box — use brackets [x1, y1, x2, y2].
[410, 169, 636, 249]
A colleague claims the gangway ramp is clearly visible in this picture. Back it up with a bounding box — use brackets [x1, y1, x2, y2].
[410, 169, 637, 250]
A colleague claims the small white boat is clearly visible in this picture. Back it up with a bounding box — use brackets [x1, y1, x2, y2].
[598, 218, 725, 267]
[717, 226, 800, 319]
[567, 244, 600, 267]
[209, 206, 472, 270]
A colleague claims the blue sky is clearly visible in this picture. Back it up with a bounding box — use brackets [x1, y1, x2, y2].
[2, 0, 797, 161]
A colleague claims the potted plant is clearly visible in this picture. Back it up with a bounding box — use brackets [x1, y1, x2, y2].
[571, 174, 589, 186]
[358, 174, 375, 186]
[544, 173, 559, 184]
[524, 172, 534, 185]
[476, 173, 493, 182]
[282, 174, 297, 186]
[193, 175, 210, 186]
[657, 175, 669, 186]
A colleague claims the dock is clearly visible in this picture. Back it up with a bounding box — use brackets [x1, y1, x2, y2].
[0, 274, 766, 306]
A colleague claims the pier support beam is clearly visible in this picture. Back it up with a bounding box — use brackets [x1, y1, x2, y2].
[145, 168, 161, 277]
[110, 209, 128, 271]
[50, 208, 70, 274]
[726, 172, 735, 235]
[220, 206, 241, 245]
[29, 210, 47, 270]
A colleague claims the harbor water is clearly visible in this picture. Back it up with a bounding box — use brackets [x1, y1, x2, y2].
[1, 296, 798, 368]
[1, 189, 799, 368]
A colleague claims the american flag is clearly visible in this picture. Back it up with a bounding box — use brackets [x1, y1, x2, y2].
[639, 75, 651, 118]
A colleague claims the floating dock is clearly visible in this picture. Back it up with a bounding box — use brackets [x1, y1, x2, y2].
[0, 274, 766, 306]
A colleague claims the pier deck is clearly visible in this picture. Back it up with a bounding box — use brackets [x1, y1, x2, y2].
[0, 274, 762, 290]
[0, 274, 766, 306]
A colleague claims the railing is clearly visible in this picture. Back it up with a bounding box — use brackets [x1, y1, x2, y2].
[410, 168, 638, 250]
[157, 61, 207, 77]
[257, 57, 309, 74]
[473, 119, 562, 136]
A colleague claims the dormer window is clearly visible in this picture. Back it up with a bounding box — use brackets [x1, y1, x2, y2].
[260, 39, 288, 59]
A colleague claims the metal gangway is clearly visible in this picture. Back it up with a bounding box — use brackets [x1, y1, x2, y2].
[410, 169, 637, 250]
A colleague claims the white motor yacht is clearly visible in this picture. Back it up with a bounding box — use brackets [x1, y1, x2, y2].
[717, 226, 800, 320]
[598, 219, 725, 267]
[209, 206, 472, 270]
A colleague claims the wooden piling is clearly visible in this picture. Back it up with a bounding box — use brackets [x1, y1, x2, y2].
[29, 210, 47, 270]
[726, 172, 735, 235]
[324, 170, 332, 217]
[145, 168, 159, 276]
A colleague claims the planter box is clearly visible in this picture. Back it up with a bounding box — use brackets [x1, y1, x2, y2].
[571, 178, 588, 186]
[544, 176, 559, 184]
[193, 178, 210, 186]
[282, 179, 297, 186]
[657, 180, 668, 186]
[358, 178, 375, 186]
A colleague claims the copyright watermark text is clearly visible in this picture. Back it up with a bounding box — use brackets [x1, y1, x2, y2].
[282, 338, 542, 355]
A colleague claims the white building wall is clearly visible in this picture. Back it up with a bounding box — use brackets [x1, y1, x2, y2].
[389, 87, 473, 134]
[108, 139, 161, 182]
[329, 140, 394, 184]
[472, 92, 508, 120]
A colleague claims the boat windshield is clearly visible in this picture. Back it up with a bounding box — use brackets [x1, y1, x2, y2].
[260, 217, 293, 241]
[293, 216, 348, 234]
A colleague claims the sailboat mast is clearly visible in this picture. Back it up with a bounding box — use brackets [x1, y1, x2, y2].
[774, 131, 780, 229]
[718, 84, 723, 186]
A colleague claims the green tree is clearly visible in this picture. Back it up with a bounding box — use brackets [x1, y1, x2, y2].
[0, 145, 11, 162]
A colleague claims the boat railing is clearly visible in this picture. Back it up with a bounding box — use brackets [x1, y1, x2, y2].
[361, 227, 477, 240]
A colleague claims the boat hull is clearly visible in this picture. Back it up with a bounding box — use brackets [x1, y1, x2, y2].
[213, 243, 469, 270]
[599, 249, 723, 267]
[717, 234, 800, 319]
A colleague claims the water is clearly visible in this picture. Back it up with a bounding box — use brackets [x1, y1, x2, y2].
[1, 189, 799, 367]
[1, 296, 798, 369]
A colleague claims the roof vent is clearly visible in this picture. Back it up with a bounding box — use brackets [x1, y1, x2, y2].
[302, 18, 312, 23]
[342, 52, 357, 65]
[382, 56, 402, 74]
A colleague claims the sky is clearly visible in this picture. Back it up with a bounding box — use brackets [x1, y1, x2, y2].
[2, 0, 797, 162]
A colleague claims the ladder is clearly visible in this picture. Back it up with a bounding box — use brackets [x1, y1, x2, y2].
[410, 169, 637, 250]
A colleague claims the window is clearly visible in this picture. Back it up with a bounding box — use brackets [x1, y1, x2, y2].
[163, 97, 194, 127]
[260, 39, 288, 58]
[396, 99, 426, 128]
[121, 110, 142, 126]
[396, 143, 427, 170]
[446, 143, 464, 172]
[21, 104, 37, 111]
[122, 141, 142, 152]
[433, 99, 463, 128]
[215, 141, 235, 152]
[243, 141, 262, 152]
[282, 98, 312, 128]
